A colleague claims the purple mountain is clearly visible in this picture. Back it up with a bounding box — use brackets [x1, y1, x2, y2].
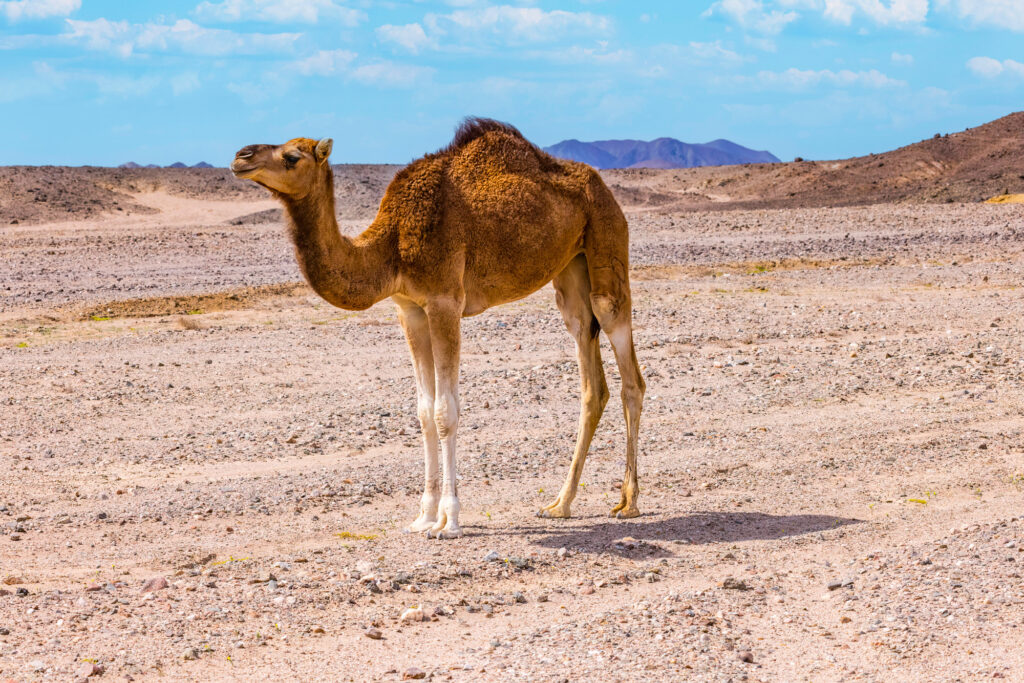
[543, 137, 780, 169]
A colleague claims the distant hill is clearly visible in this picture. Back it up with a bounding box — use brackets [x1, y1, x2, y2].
[167, 162, 188, 169]
[192, 161, 214, 169]
[543, 137, 780, 169]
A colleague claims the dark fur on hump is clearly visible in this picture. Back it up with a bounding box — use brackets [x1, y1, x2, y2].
[438, 117, 526, 156]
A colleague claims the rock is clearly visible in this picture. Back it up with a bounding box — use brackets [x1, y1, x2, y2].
[183, 647, 199, 661]
[537, 593, 549, 603]
[482, 550, 501, 562]
[400, 606, 427, 623]
[0, 627, 9, 635]
[722, 577, 750, 591]
[76, 661, 104, 678]
[513, 591, 526, 603]
[141, 576, 169, 593]
[2, 576, 22, 585]
[364, 627, 383, 640]
[737, 651, 754, 663]
[827, 580, 843, 591]
[556, 547, 568, 559]
[403, 667, 426, 680]
[612, 536, 640, 550]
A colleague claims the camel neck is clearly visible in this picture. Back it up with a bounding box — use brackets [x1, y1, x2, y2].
[281, 168, 395, 311]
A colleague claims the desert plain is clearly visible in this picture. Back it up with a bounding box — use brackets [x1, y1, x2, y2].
[2, 117, 1024, 682]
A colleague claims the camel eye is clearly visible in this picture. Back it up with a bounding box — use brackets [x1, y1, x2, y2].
[284, 153, 301, 164]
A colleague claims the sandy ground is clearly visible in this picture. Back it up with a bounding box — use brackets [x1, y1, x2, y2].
[2, 188, 1024, 682]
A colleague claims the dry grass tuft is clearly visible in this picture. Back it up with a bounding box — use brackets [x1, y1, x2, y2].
[177, 315, 204, 331]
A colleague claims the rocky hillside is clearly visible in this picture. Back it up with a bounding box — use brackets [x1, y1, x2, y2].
[544, 137, 780, 169]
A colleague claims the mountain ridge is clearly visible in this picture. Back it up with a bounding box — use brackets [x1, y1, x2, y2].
[543, 136, 780, 169]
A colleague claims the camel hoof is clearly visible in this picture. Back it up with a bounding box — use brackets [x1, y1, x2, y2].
[427, 526, 464, 540]
[537, 502, 572, 519]
[612, 507, 641, 519]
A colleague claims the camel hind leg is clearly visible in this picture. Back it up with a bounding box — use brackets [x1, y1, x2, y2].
[585, 180, 646, 518]
[539, 254, 609, 519]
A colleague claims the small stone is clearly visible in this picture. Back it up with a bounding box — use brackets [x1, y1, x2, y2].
[403, 667, 426, 680]
[513, 591, 526, 603]
[556, 547, 568, 559]
[840, 616, 852, 624]
[737, 651, 754, 664]
[142, 576, 169, 593]
[76, 662, 105, 678]
[580, 585, 595, 595]
[0, 627, 9, 635]
[400, 606, 427, 623]
[364, 627, 383, 640]
[722, 577, 750, 591]
[827, 580, 843, 591]
[482, 550, 501, 562]
[536, 593, 549, 603]
[183, 648, 199, 661]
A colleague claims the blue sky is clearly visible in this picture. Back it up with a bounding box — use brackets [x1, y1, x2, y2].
[1, 0, 1021, 165]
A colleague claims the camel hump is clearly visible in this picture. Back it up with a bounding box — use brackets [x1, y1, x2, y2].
[446, 117, 525, 153]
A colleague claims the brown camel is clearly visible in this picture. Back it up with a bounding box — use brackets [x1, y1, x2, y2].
[231, 118, 645, 539]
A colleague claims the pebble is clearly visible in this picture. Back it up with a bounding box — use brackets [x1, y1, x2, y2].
[483, 550, 501, 562]
[403, 667, 427, 680]
[737, 651, 754, 664]
[364, 627, 383, 640]
[183, 647, 199, 661]
[75, 662, 104, 678]
[400, 606, 427, 623]
[141, 576, 169, 593]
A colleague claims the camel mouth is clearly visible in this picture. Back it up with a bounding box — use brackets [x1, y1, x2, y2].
[230, 160, 260, 177]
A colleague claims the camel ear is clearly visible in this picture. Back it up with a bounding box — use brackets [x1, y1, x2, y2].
[315, 138, 333, 163]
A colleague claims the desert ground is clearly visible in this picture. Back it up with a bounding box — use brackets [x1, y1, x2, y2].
[2, 156, 1024, 683]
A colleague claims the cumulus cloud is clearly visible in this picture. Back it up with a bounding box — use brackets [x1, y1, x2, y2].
[291, 49, 357, 76]
[63, 18, 300, 57]
[350, 61, 434, 88]
[891, 51, 914, 64]
[704, 0, 799, 34]
[194, 0, 364, 25]
[938, 0, 1024, 31]
[376, 23, 435, 53]
[966, 56, 1024, 78]
[706, 0, 929, 31]
[424, 5, 611, 44]
[0, 0, 79, 22]
[751, 67, 906, 89]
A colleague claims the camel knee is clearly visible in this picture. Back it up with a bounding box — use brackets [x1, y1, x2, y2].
[416, 399, 436, 434]
[433, 394, 459, 438]
[585, 382, 610, 413]
[589, 293, 622, 330]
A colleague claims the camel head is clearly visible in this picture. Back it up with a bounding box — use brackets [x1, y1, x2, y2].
[231, 137, 333, 197]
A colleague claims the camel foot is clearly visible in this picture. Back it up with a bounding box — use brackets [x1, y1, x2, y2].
[404, 514, 437, 534]
[424, 496, 461, 539]
[610, 499, 640, 518]
[427, 525, 464, 540]
[537, 498, 572, 519]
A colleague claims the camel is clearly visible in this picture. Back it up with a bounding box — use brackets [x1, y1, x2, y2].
[231, 118, 645, 539]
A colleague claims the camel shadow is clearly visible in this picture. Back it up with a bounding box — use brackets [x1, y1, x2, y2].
[526, 511, 862, 557]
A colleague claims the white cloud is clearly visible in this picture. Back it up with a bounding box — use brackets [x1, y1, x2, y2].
[0, 0, 79, 22]
[939, 0, 1024, 31]
[705, 0, 929, 31]
[376, 23, 435, 53]
[704, 0, 799, 34]
[292, 49, 357, 76]
[826, 0, 928, 25]
[967, 56, 1024, 78]
[194, 0, 364, 25]
[752, 67, 906, 89]
[891, 51, 914, 64]
[64, 18, 300, 57]
[425, 6, 611, 44]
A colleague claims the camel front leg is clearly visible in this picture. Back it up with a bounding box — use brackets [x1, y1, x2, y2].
[397, 301, 440, 533]
[425, 299, 464, 539]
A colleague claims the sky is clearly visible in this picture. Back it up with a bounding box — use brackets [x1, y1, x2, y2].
[0, 0, 1021, 165]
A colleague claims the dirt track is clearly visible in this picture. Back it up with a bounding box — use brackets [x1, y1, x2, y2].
[2, 186, 1024, 682]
